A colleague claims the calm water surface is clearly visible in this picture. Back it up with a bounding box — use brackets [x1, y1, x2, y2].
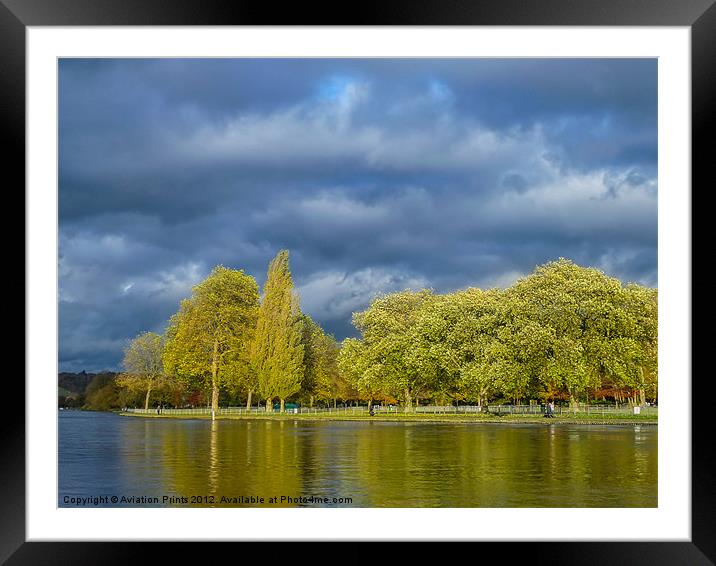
[59, 411, 657, 507]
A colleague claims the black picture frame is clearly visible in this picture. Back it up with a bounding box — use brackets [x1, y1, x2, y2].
[6, 0, 710, 563]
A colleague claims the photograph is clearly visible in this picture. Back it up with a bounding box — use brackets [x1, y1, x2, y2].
[57, 57, 659, 509]
[6, 3, 706, 558]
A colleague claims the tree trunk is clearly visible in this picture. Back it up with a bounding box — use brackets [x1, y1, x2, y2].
[639, 388, 645, 406]
[211, 337, 219, 414]
[367, 398, 372, 411]
[266, 397, 272, 413]
[246, 389, 252, 410]
[569, 393, 579, 412]
[280, 398, 285, 413]
[211, 386, 219, 417]
[333, 398, 337, 409]
[404, 388, 412, 413]
[309, 395, 314, 408]
[144, 385, 153, 411]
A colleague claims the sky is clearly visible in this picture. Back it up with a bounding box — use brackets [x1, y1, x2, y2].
[58, 58, 658, 372]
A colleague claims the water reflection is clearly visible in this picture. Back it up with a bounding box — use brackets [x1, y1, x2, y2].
[59, 413, 657, 508]
[208, 419, 218, 496]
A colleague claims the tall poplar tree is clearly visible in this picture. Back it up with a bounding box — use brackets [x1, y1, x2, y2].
[163, 266, 259, 416]
[251, 250, 304, 413]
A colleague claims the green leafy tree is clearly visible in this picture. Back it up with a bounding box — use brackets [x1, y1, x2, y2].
[405, 293, 461, 405]
[300, 315, 348, 407]
[298, 314, 321, 407]
[506, 258, 650, 408]
[84, 373, 122, 411]
[224, 343, 260, 410]
[163, 266, 259, 414]
[433, 289, 503, 406]
[313, 331, 348, 407]
[351, 289, 435, 411]
[251, 250, 304, 413]
[338, 337, 384, 410]
[620, 284, 658, 404]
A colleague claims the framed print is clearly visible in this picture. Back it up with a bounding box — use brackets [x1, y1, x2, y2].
[6, 0, 711, 563]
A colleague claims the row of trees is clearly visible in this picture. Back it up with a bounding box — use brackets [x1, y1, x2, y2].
[119, 251, 349, 413]
[118, 257, 657, 413]
[339, 259, 657, 410]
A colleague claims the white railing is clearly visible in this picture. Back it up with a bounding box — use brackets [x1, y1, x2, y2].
[123, 403, 657, 417]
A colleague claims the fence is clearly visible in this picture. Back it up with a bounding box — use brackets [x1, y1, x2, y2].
[124, 403, 657, 417]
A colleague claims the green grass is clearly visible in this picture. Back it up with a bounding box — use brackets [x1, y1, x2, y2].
[118, 411, 656, 425]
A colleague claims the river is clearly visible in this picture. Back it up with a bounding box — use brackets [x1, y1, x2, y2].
[59, 411, 657, 507]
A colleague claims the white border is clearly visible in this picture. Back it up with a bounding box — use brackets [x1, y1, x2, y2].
[27, 27, 691, 541]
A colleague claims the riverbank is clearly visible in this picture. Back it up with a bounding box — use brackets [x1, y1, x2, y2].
[118, 411, 657, 425]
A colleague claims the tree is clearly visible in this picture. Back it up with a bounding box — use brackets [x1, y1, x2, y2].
[224, 344, 259, 410]
[117, 331, 165, 410]
[351, 289, 435, 411]
[619, 284, 658, 404]
[299, 315, 348, 407]
[426, 289, 504, 407]
[506, 258, 648, 408]
[338, 337, 382, 410]
[84, 373, 122, 411]
[298, 314, 321, 407]
[250, 250, 304, 413]
[312, 331, 347, 408]
[163, 266, 259, 415]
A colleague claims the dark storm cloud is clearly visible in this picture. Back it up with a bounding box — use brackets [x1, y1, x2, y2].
[58, 58, 658, 371]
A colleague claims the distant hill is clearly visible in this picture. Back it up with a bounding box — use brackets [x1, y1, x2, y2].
[58, 371, 94, 397]
[58, 371, 120, 409]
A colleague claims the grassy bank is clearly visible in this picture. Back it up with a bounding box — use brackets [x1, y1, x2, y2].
[118, 411, 657, 425]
